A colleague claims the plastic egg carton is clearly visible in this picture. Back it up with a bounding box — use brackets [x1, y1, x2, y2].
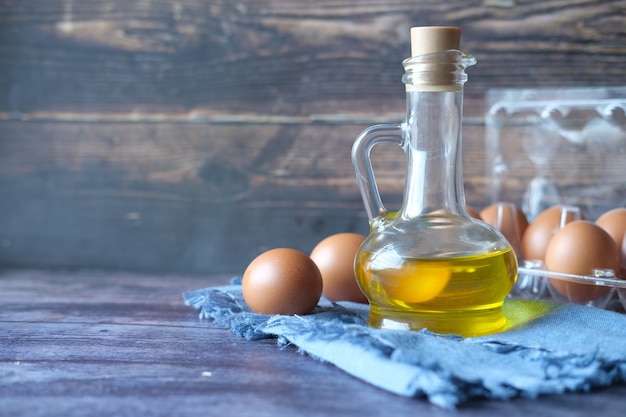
[485, 87, 626, 221]
[511, 261, 626, 312]
[485, 87, 626, 312]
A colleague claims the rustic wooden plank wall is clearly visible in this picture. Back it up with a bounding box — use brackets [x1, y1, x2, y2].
[0, 0, 624, 275]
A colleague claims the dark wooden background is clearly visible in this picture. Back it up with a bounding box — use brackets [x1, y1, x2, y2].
[1, 0, 625, 275]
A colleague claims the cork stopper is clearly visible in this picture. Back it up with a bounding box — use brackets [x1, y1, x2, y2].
[410, 26, 461, 57]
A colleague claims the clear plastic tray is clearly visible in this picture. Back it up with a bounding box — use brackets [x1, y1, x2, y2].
[486, 87, 626, 312]
[512, 261, 626, 312]
[485, 87, 626, 221]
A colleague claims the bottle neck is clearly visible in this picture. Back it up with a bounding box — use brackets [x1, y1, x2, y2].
[398, 50, 474, 220]
[400, 88, 467, 218]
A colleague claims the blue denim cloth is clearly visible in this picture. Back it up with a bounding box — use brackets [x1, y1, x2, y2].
[183, 282, 626, 409]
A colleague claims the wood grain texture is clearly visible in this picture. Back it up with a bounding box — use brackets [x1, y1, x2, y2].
[0, 121, 493, 273]
[1, 0, 624, 118]
[0, 0, 624, 273]
[1, 269, 626, 417]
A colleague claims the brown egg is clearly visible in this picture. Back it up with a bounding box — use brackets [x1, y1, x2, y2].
[595, 208, 626, 277]
[480, 202, 528, 255]
[242, 248, 323, 315]
[466, 206, 481, 220]
[544, 220, 619, 303]
[310, 233, 368, 303]
[521, 205, 582, 261]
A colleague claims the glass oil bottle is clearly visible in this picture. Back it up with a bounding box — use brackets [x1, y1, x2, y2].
[352, 27, 517, 337]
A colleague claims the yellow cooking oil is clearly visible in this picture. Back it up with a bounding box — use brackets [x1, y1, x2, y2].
[355, 247, 517, 337]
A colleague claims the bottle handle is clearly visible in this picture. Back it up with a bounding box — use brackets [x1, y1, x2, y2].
[351, 123, 404, 225]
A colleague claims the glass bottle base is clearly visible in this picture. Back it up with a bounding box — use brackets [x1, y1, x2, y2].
[367, 304, 507, 337]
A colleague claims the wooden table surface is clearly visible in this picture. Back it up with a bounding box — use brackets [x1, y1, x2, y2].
[2, 269, 626, 417]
